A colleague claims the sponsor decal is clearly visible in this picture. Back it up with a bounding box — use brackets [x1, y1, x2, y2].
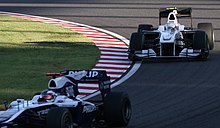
[37, 108, 50, 115]
[69, 71, 99, 78]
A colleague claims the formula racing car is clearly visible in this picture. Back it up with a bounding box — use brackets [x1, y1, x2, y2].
[128, 7, 214, 61]
[0, 70, 131, 128]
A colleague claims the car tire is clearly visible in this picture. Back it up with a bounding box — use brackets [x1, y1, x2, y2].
[128, 32, 143, 61]
[193, 31, 209, 60]
[197, 23, 214, 50]
[104, 92, 132, 127]
[138, 24, 153, 33]
[129, 32, 142, 50]
[47, 107, 73, 128]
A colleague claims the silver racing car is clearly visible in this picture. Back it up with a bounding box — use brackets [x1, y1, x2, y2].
[128, 7, 214, 61]
[0, 70, 131, 128]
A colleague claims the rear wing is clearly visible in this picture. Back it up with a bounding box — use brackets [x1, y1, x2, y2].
[159, 7, 192, 27]
[47, 70, 111, 98]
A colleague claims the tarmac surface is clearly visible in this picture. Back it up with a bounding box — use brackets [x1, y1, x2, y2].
[1, 0, 220, 127]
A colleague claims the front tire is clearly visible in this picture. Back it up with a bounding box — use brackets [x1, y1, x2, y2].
[47, 108, 73, 128]
[198, 23, 214, 50]
[193, 31, 209, 60]
[104, 92, 132, 127]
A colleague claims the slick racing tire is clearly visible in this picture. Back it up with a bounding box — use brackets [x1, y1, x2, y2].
[129, 32, 142, 51]
[198, 23, 214, 50]
[128, 32, 142, 61]
[138, 24, 153, 33]
[193, 31, 209, 60]
[104, 92, 132, 127]
[47, 107, 73, 128]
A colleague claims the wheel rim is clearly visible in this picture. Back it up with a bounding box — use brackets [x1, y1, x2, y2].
[64, 114, 72, 128]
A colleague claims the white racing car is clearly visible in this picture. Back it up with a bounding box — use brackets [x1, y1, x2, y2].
[128, 7, 214, 61]
[0, 70, 131, 128]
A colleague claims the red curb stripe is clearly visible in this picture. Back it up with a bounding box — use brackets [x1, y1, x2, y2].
[97, 62, 130, 65]
[106, 72, 124, 75]
[99, 49, 128, 53]
[91, 39, 122, 42]
[94, 42, 126, 45]
[99, 46, 128, 50]
[79, 92, 91, 96]
[93, 42, 125, 45]
[94, 66, 129, 70]
[96, 45, 128, 48]
[86, 35, 114, 39]
[79, 32, 110, 36]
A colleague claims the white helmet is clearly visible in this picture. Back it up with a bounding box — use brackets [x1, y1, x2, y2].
[167, 10, 178, 29]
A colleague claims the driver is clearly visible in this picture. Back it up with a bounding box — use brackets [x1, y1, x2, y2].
[39, 90, 56, 102]
[166, 10, 178, 31]
[47, 77, 79, 99]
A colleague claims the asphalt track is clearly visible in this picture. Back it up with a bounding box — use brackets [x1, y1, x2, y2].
[1, 0, 220, 128]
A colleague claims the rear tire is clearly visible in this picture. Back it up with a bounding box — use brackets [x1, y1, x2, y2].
[47, 107, 73, 128]
[138, 24, 153, 33]
[197, 23, 214, 50]
[104, 92, 132, 127]
[129, 32, 142, 51]
[193, 31, 209, 60]
[128, 32, 143, 61]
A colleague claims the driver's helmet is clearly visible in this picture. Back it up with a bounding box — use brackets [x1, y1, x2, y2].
[167, 21, 176, 29]
[167, 11, 178, 30]
[40, 90, 56, 101]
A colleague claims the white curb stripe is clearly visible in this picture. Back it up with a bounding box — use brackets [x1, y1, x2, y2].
[96, 64, 130, 68]
[100, 51, 128, 56]
[98, 60, 131, 64]
[78, 89, 96, 93]
[78, 83, 98, 88]
[100, 56, 128, 59]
